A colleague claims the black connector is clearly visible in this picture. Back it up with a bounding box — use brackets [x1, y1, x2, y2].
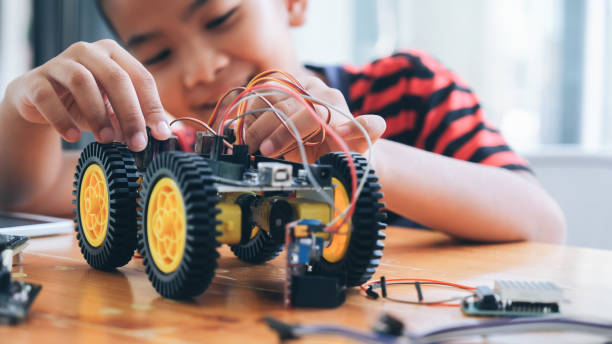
[366, 285, 379, 299]
[380, 276, 388, 298]
[291, 275, 346, 308]
[373, 314, 404, 337]
[475, 285, 499, 310]
[223, 127, 236, 144]
[263, 317, 300, 341]
[415, 281, 423, 302]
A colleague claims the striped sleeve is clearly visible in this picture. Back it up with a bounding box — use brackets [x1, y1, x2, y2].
[344, 51, 530, 172]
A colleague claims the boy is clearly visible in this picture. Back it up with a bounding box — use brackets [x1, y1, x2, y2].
[0, 0, 565, 242]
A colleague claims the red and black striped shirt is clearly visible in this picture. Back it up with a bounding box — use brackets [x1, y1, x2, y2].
[309, 50, 530, 172]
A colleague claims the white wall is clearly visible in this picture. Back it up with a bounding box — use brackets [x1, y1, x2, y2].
[0, 0, 32, 98]
[292, 0, 354, 65]
[523, 147, 612, 250]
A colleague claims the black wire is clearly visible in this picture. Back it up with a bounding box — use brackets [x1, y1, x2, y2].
[380, 276, 387, 298]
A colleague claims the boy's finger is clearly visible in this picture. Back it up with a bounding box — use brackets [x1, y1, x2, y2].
[102, 92, 124, 143]
[70, 42, 146, 151]
[98, 39, 171, 140]
[333, 114, 386, 142]
[244, 97, 297, 153]
[43, 59, 113, 143]
[245, 91, 288, 112]
[337, 137, 371, 156]
[259, 107, 321, 156]
[28, 77, 81, 142]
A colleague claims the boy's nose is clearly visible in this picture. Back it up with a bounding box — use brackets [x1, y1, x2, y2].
[182, 41, 229, 88]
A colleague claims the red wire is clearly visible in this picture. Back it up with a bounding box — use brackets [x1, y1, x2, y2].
[429, 303, 461, 308]
[219, 83, 359, 231]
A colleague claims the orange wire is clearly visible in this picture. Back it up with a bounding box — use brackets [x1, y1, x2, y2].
[362, 279, 474, 305]
[207, 87, 246, 127]
[202, 70, 332, 153]
[429, 303, 462, 308]
[360, 278, 475, 307]
[360, 278, 476, 291]
[232, 71, 331, 153]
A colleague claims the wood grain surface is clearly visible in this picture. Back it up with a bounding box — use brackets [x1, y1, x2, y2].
[0, 227, 611, 343]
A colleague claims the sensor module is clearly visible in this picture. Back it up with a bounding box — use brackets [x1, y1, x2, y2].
[462, 280, 562, 317]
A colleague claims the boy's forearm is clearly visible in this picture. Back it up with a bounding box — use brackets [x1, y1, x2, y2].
[370, 139, 566, 243]
[0, 97, 66, 212]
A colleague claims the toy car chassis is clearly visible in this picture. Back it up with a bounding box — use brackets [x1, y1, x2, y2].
[73, 131, 386, 306]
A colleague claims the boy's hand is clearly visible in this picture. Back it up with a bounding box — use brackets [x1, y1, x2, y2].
[3, 39, 170, 151]
[243, 76, 386, 162]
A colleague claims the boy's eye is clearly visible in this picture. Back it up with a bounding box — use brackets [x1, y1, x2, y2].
[143, 49, 172, 66]
[205, 6, 238, 30]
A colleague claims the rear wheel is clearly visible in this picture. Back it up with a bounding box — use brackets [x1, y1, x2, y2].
[230, 229, 283, 264]
[73, 142, 139, 270]
[312, 152, 387, 287]
[139, 152, 220, 299]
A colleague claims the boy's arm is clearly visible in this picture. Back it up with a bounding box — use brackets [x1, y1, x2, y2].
[0, 40, 172, 217]
[371, 138, 566, 243]
[0, 97, 78, 217]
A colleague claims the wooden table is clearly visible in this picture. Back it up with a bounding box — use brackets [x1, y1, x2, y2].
[1, 227, 611, 343]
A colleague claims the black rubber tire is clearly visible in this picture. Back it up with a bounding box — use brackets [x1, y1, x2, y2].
[73, 142, 139, 270]
[138, 151, 220, 299]
[230, 229, 283, 264]
[312, 152, 387, 287]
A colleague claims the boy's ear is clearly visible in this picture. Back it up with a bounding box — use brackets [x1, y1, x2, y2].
[285, 0, 308, 27]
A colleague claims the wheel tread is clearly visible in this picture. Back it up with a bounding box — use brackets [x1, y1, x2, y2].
[138, 152, 219, 299]
[313, 152, 387, 287]
[73, 142, 139, 270]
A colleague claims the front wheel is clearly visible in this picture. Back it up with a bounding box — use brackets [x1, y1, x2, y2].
[138, 152, 220, 299]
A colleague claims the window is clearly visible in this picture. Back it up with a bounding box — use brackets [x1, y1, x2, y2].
[29, 0, 113, 148]
[294, 0, 612, 149]
[0, 0, 32, 98]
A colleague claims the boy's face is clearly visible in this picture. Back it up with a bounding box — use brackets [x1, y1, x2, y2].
[103, 0, 307, 121]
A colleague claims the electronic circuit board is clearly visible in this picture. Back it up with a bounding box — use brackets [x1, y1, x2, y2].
[462, 281, 562, 317]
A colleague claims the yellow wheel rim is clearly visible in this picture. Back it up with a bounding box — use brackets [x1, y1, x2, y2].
[146, 177, 186, 274]
[79, 164, 109, 247]
[323, 177, 352, 263]
[250, 226, 260, 239]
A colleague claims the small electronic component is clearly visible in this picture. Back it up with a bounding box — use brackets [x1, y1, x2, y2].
[284, 220, 345, 308]
[194, 131, 217, 155]
[1, 234, 28, 251]
[0, 235, 41, 325]
[257, 162, 293, 187]
[462, 280, 562, 317]
[0, 234, 28, 271]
